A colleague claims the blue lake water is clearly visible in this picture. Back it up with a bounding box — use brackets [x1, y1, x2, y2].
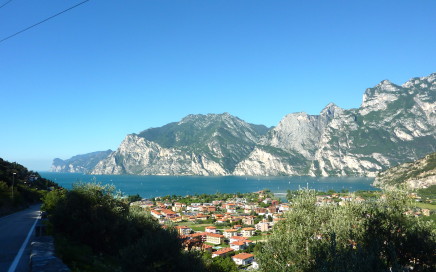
[40, 172, 378, 199]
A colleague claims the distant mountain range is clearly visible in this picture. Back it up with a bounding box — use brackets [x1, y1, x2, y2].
[51, 150, 112, 173]
[52, 73, 436, 177]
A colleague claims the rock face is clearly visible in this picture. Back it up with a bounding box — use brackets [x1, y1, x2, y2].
[235, 73, 436, 176]
[57, 73, 436, 177]
[373, 152, 436, 189]
[51, 150, 112, 173]
[91, 113, 269, 175]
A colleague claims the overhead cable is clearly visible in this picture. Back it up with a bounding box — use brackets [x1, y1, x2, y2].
[0, 0, 14, 10]
[0, 0, 91, 44]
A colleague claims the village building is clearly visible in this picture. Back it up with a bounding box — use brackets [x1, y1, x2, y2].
[223, 229, 238, 238]
[202, 244, 213, 252]
[212, 247, 234, 258]
[255, 220, 270, 232]
[150, 210, 162, 219]
[226, 203, 237, 213]
[242, 216, 254, 225]
[230, 240, 246, 251]
[206, 233, 224, 245]
[175, 226, 192, 236]
[232, 253, 254, 265]
[205, 226, 217, 234]
[255, 208, 268, 216]
[241, 227, 256, 237]
[160, 208, 177, 218]
[172, 202, 186, 212]
[278, 204, 290, 212]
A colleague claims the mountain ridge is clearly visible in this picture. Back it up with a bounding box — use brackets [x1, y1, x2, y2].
[52, 73, 436, 177]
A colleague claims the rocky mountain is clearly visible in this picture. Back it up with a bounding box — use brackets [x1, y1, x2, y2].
[235, 73, 436, 176]
[91, 113, 269, 175]
[373, 152, 436, 189]
[54, 73, 436, 177]
[51, 150, 112, 173]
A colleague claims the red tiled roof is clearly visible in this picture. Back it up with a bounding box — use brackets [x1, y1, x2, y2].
[230, 236, 247, 241]
[232, 253, 254, 260]
[224, 229, 238, 232]
[206, 233, 224, 238]
[230, 241, 245, 246]
[175, 225, 190, 229]
[186, 232, 207, 238]
[213, 248, 234, 255]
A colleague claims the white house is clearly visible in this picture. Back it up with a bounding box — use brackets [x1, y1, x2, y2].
[232, 253, 254, 265]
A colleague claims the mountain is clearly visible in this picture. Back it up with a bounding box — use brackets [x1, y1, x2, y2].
[51, 150, 113, 173]
[91, 113, 269, 175]
[234, 73, 436, 176]
[54, 72, 436, 177]
[373, 152, 436, 189]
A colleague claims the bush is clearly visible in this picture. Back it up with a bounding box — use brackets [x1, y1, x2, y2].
[257, 189, 436, 272]
[43, 183, 207, 272]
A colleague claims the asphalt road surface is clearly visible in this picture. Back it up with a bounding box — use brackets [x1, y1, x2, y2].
[0, 205, 41, 272]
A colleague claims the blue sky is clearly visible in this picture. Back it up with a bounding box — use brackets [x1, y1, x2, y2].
[0, 0, 435, 171]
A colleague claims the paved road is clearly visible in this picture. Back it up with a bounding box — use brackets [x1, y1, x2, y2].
[0, 205, 40, 272]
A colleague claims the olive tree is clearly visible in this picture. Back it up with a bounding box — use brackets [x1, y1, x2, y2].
[257, 189, 435, 272]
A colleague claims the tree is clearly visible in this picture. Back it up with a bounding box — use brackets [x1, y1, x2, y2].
[257, 189, 436, 272]
[42, 183, 208, 272]
[127, 194, 142, 203]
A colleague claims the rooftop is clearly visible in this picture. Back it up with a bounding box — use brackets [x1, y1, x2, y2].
[232, 252, 254, 260]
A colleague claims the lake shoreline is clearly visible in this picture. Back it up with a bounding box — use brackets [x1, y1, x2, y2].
[40, 172, 378, 199]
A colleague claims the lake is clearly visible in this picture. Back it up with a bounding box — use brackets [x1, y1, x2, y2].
[40, 172, 378, 199]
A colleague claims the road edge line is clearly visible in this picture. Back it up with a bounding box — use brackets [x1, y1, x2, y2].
[7, 216, 39, 272]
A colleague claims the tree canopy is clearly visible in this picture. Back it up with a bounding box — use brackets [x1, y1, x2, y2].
[257, 189, 436, 272]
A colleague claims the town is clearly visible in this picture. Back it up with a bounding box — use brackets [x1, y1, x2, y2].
[129, 189, 433, 270]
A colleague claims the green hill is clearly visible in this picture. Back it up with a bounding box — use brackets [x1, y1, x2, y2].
[0, 158, 59, 215]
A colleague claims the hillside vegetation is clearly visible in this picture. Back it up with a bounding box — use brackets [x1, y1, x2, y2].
[42, 183, 236, 272]
[0, 158, 58, 215]
[373, 152, 436, 189]
[257, 189, 436, 272]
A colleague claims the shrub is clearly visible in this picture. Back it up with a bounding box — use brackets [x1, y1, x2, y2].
[257, 189, 436, 272]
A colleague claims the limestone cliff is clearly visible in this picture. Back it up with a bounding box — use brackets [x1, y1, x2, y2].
[373, 152, 436, 189]
[56, 73, 436, 177]
[235, 73, 436, 176]
[91, 113, 268, 175]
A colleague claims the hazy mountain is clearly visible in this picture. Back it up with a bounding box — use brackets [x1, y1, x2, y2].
[51, 150, 113, 173]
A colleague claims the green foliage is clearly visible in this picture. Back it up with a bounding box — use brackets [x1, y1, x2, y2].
[257, 189, 436, 272]
[127, 194, 142, 203]
[43, 183, 208, 272]
[136, 114, 269, 172]
[0, 158, 59, 215]
[201, 253, 238, 272]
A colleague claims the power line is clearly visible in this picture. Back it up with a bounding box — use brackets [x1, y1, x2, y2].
[0, 0, 14, 10]
[0, 0, 91, 44]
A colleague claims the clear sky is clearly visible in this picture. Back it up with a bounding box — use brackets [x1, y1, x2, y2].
[0, 0, 435, 171]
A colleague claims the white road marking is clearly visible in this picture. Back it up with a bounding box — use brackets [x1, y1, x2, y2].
[7, 216, 39, 272]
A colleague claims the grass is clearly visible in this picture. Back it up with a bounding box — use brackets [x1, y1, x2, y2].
[414, 202, 436, 210]
[177, 222, 215, 232]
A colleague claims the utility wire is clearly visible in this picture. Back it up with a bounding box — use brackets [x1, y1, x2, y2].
[0, 0, 14, 10]
[0, 0, 90, 44]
